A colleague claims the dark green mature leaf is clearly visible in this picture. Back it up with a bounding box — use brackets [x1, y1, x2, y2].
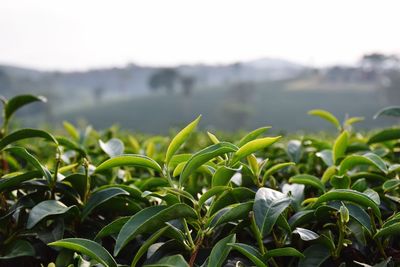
[383, 179, 400, 192]
[339, 153, 388, 175]
[332, 131, 348, 163]
[198, 186, 231, 207]
[114, 203, 197, 256]
[207, 234, 236, 267]
[180, 142, 237, 186]
[99, 138, 124, 157]
[49, 238, 117, 267]
[330, 175, 350, 189]
[0, 170, 41, 192]
[5, 94, 47, 121]
[95, 154, 162, 173]
[207, 201, 253, 228]
[237, 126, 271, 147]
[165, 115, 201, 164]
[374, 222, 400, 239]
[289, 174, 325, 192]
[144, 254, 189, 267]
[228, 243, 267, 267]
[253, 188, 291, 237]
[81, 187, 129, 220]
[263, 247, 304, 260]
[131, 226, 170, 267]
[211, 166, 237, 187]
[328, 202, 372, 233]
[298, 244, 330, 267]
[368, 128, 400, 144]
[232, 136, 281, 164]
[95, 216, 130, 240]
[313, 189, 381, 218]
[27, 200, 77, 229]
[289, 210, 315, 228]
[56, 136, 87, 156]
[0, 240, 35, 259]
[209, 187, 255, 215]
[374, 106, 400, 119]
[308, 109, 340, 129]
[0, 128, 58, 151]
[5, 146, 53, 183]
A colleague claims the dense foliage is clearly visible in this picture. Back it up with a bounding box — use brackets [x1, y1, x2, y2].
[0, 95, 400, 267]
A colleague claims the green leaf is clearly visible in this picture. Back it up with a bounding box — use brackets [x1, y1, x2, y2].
[0, 240, 35, 259]
[114, 203, 197, 256]
[344, 117, 364, 127]
[374, 106, 400, 119]
[95, 154, 162, 173]
[48, 238, 117, 267]
[131, 226, 170, 267]
[298, 244, 330, 267]
[56, 136, 87, 156]
[308, 109, 340, 129]
[207, 201, 253, 228]
[198, 186, 231, 207]
[27, 200, 77, 229]
[180, 142, 237, 186]
[5, 94, 47, 121]
[263, 247, 304, 260]
[0, 170, 42, 192]
[207, 234, 236, 267]
[5, 146, 53, 183]
[0, 128, 58, 151]
[232, 136, 281, 164]
[63, 121, 80, 141]
[165, 115, 201, 164]
[237, 126, 271, 147]
[99, 138, 124, 157]
[253, 187, 291, 237]
[81, 187, 129, 220]
[339, 153, 388, 175]
[383, 179, 400, 192]
[313, 189, 381, 218]
[228, 243, 267, 267]
[330, 175, 350, 189]
[332, 131, 348, 163]
[289, 174, 325, 192]
[211, 166, 237, 187]
[374, 222, 400, 239]
[95, 216, 130, 241]
[143, 254, 189, 267]
[368, 128, 400, 144]
[328, 202, 372, 233]
[293, 227, 320, 241]
[263, 162, 295, 182]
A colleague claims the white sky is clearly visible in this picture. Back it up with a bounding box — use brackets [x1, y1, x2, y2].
[0, 0, 399, 71]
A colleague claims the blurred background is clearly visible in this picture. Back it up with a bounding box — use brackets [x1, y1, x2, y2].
[0, 0, 399, 133]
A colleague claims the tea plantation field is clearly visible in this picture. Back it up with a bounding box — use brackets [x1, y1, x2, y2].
[0, 95, 400, 267]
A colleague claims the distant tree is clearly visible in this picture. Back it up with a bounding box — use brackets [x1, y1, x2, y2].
[180, 75, 196, 97]
[148, 68, 179, 93]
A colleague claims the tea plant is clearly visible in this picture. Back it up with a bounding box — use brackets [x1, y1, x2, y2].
[0, 94, 399, 267]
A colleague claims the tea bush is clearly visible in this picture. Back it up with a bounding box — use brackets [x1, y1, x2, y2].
[0, 95, 400, 267]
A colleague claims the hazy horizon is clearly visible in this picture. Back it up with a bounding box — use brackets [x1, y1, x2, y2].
[1, 0, 400, 71]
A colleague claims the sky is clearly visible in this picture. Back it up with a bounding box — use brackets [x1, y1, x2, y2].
[0, 0, 399, 71]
